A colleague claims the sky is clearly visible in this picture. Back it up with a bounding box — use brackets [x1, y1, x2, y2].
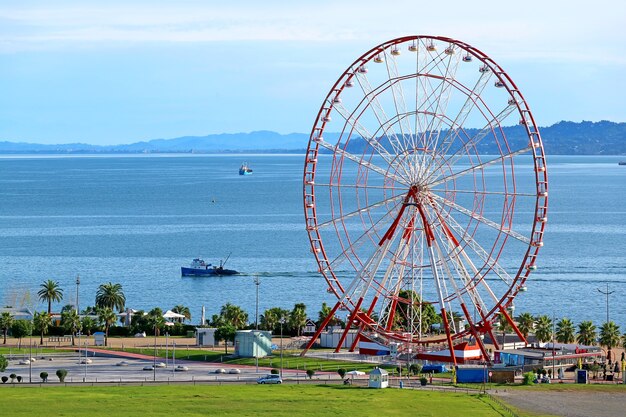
[1, 0, 625, 145]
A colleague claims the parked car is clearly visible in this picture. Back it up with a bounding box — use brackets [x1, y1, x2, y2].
[257, 374, 282, 384]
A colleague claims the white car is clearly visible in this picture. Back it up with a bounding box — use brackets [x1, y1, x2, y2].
[155, 362, 166, 368]
[116, 361, 130, 367]
[257, 374, 282, 384]
[215, 368, 227, 374]
[175, 365, 189, 372]
[228, 368, 241, 374]
[143, 365, 154, 371]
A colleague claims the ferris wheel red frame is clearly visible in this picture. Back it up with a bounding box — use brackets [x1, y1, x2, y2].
[302, 35, 547, 364]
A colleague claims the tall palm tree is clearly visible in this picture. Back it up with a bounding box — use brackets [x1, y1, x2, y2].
[517, 312, 535, 342]
[289, 303, 308, 336]
[497, 312, 512, 347]
[556, 317, 576, 343]
[95, 282, 126, 312]
[172, 305, 191, 323]
[33, 311, 52, 345]
[534, 315, 553, 343]
[37, 280, 64, 314]
[0, 312, 13, 344]
[220, 303, 248, 329]
[599, 321, 621, 363]
[61, 309, 81, 346]
[97, 307, 117, 346]
[577, 321, 597, 346]
[261, 307, 289, 333]
[146, 308, 165, 337]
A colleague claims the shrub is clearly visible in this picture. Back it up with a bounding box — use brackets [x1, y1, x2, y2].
[410, 364, 422, 375]
[522, 372, 535, 385]
[40, 371, 48, 382]
[1, 375, 8, 384]
[56, 369, 68, 382]
[337, 368, 346, 379]
[270, 368, 280, 375]
[16, 375, 22, 383]
[10, 373, 16, 382]
[420, 376, 428, 386]
[306, 369, 315, 379]
[0, 354, 7, 372]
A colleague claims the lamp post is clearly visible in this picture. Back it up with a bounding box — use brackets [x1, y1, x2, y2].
[254, 275, 260, 330]
[279, 317, 286, 378]
[75, 275, 80, 314]
[153, 323, 157, 381]
[597, 283, 614, 325]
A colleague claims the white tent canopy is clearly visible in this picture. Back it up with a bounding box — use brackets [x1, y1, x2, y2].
[163, 310, 186, 319]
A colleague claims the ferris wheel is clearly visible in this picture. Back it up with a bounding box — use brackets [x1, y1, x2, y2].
[302, 36, 548, 364]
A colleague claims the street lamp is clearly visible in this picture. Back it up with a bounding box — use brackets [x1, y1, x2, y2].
[279, 317, 286, 378]
[254, 275, 260, 331]
[597, 283, 614, 325]
[153, 323, 157, 381]
[75, 275, 80, 313]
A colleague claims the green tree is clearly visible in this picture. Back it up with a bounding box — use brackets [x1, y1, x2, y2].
[37, 280, 64, 314]
[61, 309, 81, 346]
[81, 316, 97, 336]
[497, 312, 513, 347]
[10, 319, 33, 348]
[33, 311, 52, 345]
[97, 307, 117, 346]
[208, 314, 225, 328]
[215, 324, 236, 354]
[0, 312, 13, 344]
[577, 321, 597, 346]
[146, 308, 165, 337]
[556, 317, 576, 343]
[516, 312, 535, 341]
[599, 321, 621, 363]
[95, 282, 126, 312]
[534, 315, 553, 343]
[317, 302, 343, 328]
[622, 333, 626, 351]
[172, 305, 191, 323]
[289, 303, 307, 336]
[388, 290, 439, 334]
[261, 307, 289, 334]
[0, 354, 8, 372]
[219, 303, 248, 329]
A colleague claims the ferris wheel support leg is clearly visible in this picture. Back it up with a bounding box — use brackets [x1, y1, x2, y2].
[335, 297, 364, 353]
[460, 303, 491, 365]
[498, 305, 527, 346]
[441, 308, 457, 366]
[300, 301, 342, 357]
[349, 296, 379, 352]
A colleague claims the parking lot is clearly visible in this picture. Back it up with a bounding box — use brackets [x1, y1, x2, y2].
[3, 352, 291, 384]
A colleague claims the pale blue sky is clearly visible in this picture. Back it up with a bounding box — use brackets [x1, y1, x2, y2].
[1, 0, 625, 145]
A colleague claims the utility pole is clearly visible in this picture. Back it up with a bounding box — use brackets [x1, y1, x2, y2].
[254, 275, 260, 330]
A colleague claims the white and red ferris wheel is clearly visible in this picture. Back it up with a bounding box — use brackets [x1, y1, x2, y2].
[302, 35, 548, 364]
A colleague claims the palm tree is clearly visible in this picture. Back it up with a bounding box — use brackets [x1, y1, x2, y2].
[289, 303, 308, 336]
[33, 311, 52, 345]
[599, 321, 621, 363]
[98, 307, 117, 346]
[95, 282, 126, 312]
[260, 307, 289, 333]
[146, 308, 165, 337]
[497, 312, 512, 347]
[81, 316, 96, 336]
[517, 312, 535, 342]
[61, 309, 82, 346]
[556, 317, 576, 343]
[577, 321, 597, 346]
[219, 303, 248, 329]
[37, 280, 64, 314]
[534, 315, 553, 343]
[0, 312, 14, 344]
[172, 305, 191, 323]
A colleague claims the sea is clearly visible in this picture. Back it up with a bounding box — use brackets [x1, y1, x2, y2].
[0, 154, 625, 328]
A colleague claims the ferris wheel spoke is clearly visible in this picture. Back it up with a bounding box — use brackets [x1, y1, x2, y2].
[316, 193, 404, 230]
[430, 188, 537, 197]
[354, 71, 410, 159]
[431, 103, 519, 177]
[331, 101, 398, 168]
[430, 202, 516, 287]
[428, 146, 532, 189]
[429, 192, 530, 244]
[382, 49, 414, 150]
[314, 136, 408, 185]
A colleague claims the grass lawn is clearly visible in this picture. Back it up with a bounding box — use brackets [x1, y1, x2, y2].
[1, 384, 517, 417]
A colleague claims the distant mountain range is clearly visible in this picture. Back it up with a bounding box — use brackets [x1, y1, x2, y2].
[1, 121, 625, 155]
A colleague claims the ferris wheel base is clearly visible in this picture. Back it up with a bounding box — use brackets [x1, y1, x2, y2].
[415, 342, 484, 364]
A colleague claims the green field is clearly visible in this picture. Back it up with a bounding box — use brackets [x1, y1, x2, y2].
[0, 384, 518, 417]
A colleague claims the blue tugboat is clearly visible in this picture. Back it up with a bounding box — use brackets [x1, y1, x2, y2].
[239, 162, 253, 175]
[181, 257, 238, 276]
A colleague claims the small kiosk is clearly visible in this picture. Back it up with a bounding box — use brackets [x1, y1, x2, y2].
[368, 367, 389, 389]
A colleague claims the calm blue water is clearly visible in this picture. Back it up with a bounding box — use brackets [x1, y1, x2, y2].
[0, 154, 625, 328]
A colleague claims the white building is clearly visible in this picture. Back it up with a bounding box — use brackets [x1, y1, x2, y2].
[196, 328, 217, 347]
[368, 367, 389, 389]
